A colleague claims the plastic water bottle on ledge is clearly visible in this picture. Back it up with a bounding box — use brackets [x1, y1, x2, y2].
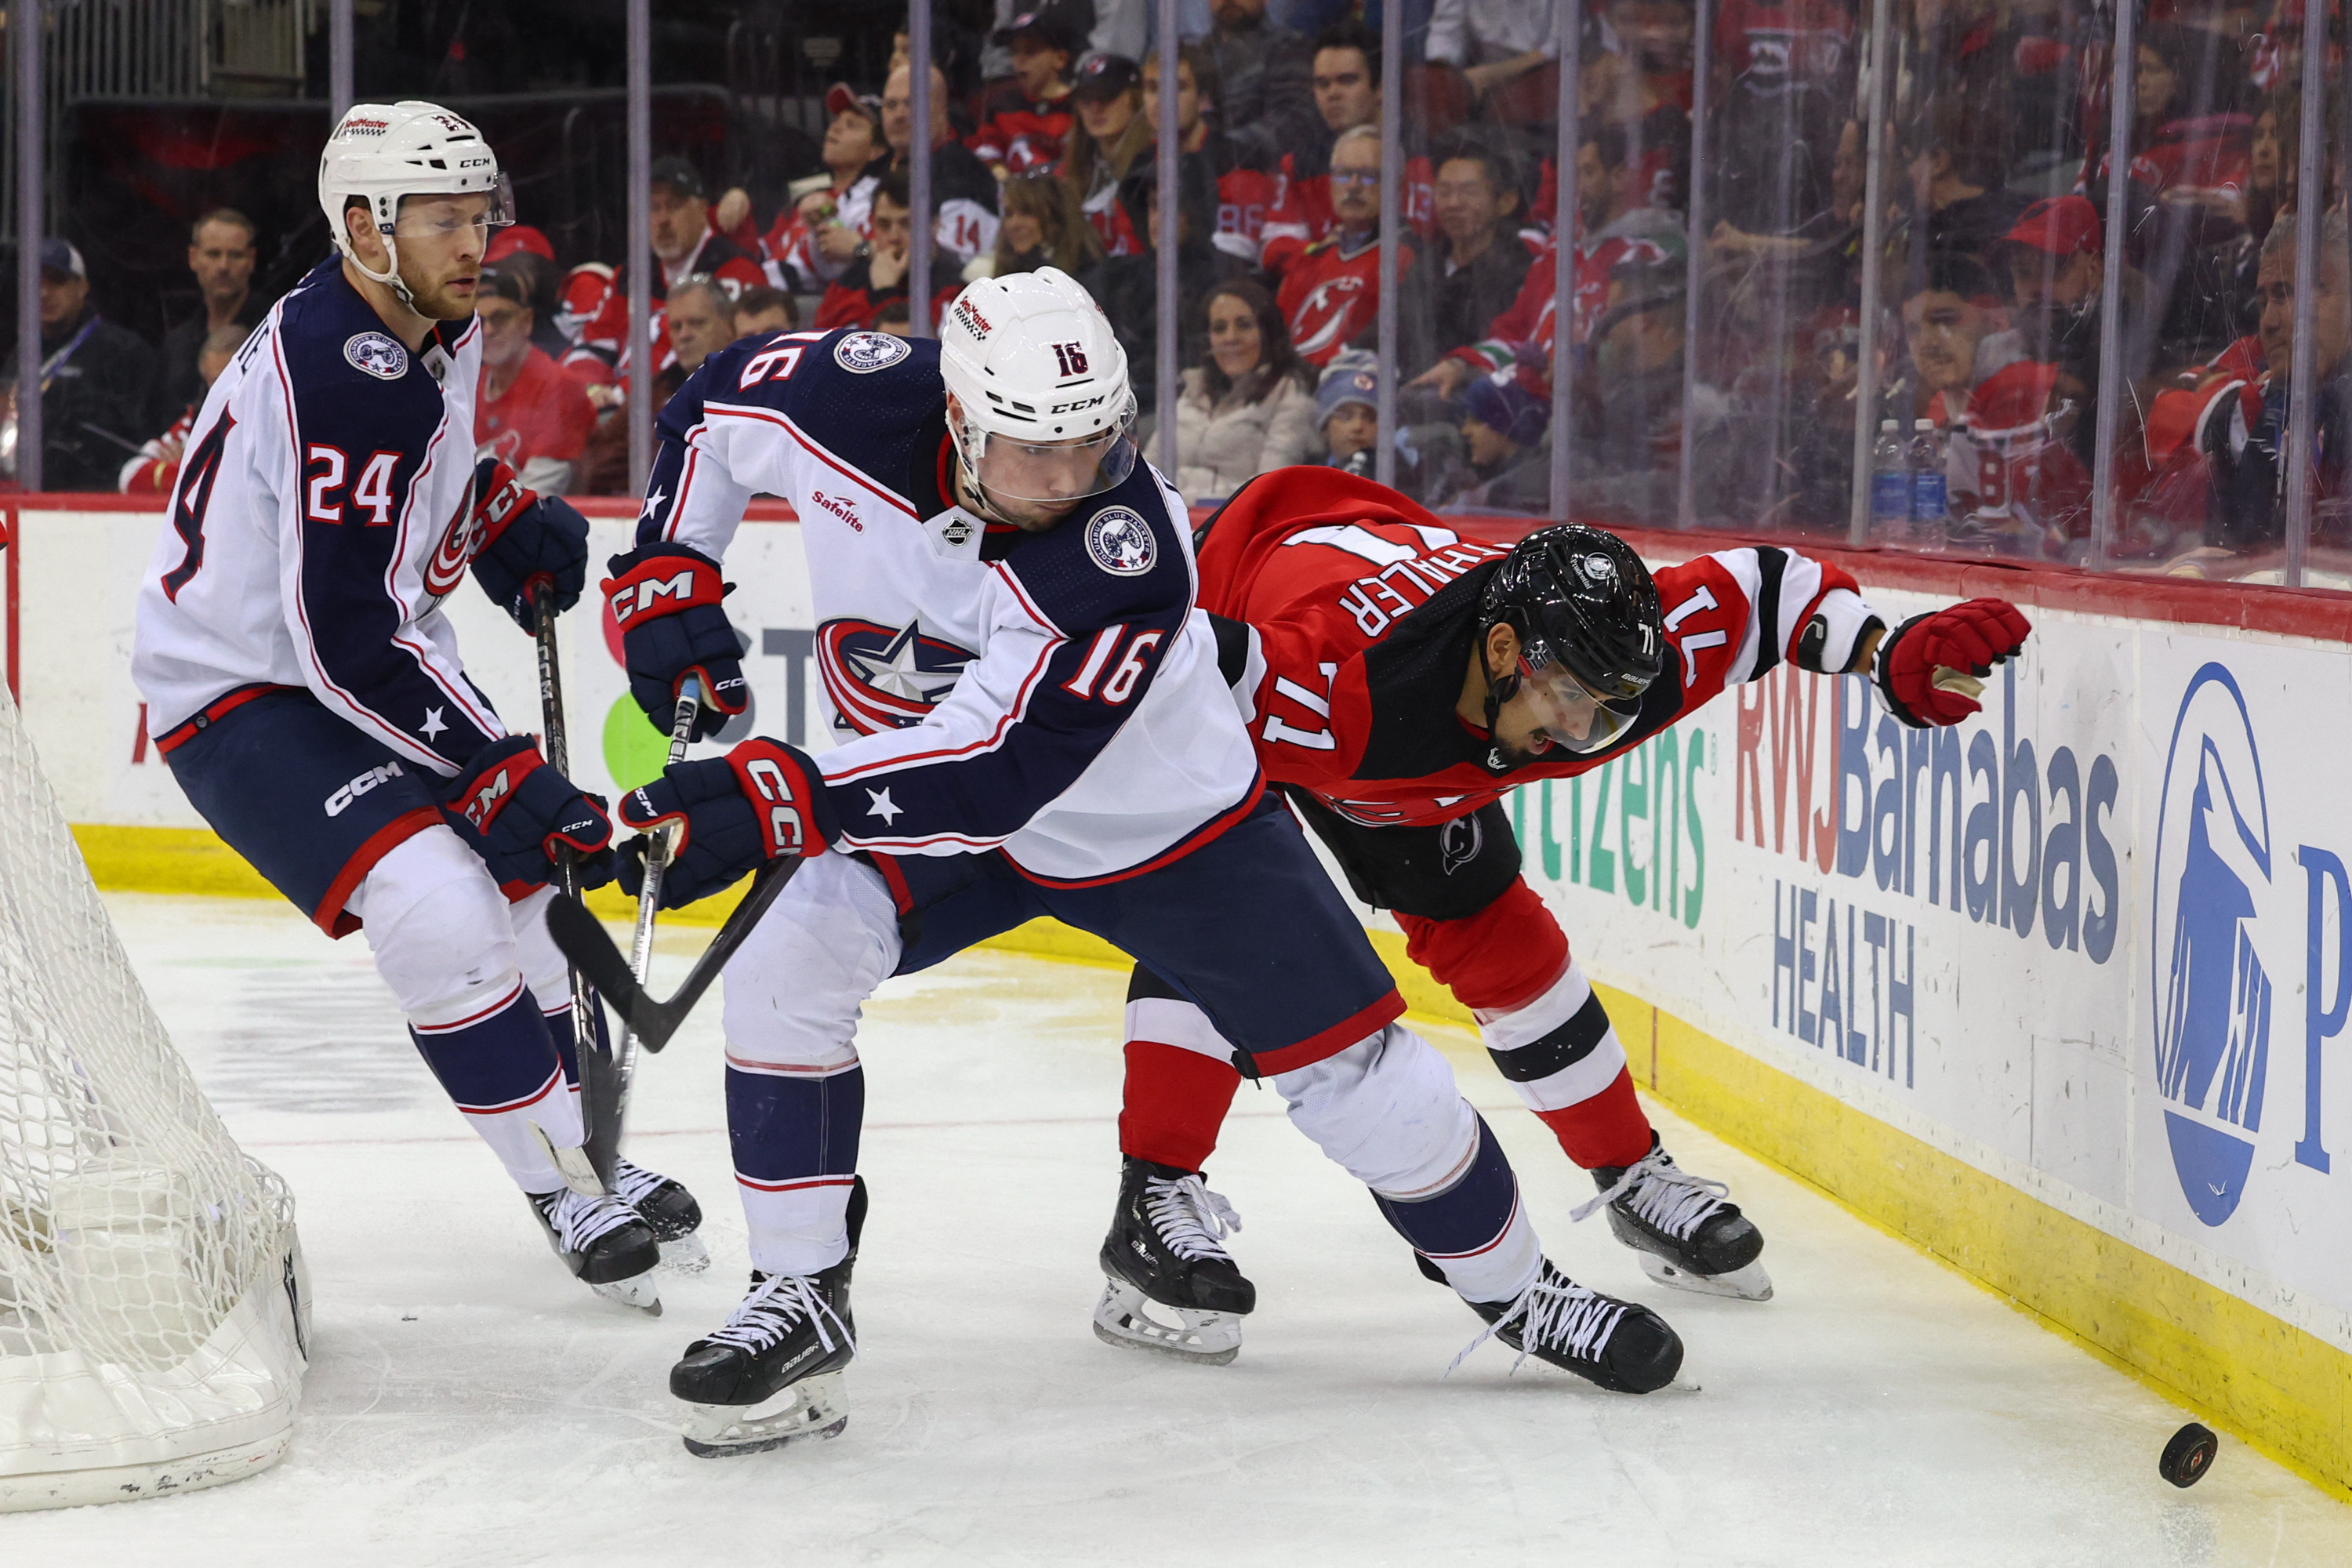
[1908, 419, 1947, 550]
[1871, 419, 1908, 542]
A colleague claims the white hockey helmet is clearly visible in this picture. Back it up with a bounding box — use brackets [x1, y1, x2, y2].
[318, 100, 513, 304]
[937, 267, 1138, 507]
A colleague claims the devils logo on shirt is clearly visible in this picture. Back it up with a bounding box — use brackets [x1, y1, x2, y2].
[818, 618, 981, 734]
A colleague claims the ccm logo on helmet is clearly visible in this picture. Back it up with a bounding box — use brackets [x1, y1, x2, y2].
[1050, 342, 1090, 376]
[1051, 394, 1109, 414]
[324, 761, 406, 818]
[611, 572, 699, 622]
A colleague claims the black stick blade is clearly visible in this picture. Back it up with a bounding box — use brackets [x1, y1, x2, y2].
[546, 894, 682, 1052]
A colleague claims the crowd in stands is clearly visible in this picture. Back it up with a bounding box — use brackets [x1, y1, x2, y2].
[9, 0, 2349, 583]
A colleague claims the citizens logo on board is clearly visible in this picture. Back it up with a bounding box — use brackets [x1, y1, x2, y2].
[2151, 662, 2276, 1226]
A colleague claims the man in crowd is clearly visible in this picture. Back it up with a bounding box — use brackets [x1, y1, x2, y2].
[1140, 48, 1274, 263]
[732, 286, 797, 341]
[815, 171, 964, 332]
[1200, 0, 1319, 174]
[3, 240, 158, 492]
[159, 208, 259, 417]
[475, 267, 597, 496]
[970, 2, 1084, 176]
[569, 157, 768, 397]
[1381, 140, 1530, 380]
[882, 57, 1004, 265]
[1259, 23, 1432, 278]
[120, 324, 243, 495]
[1909, 102, 2033, 264]
[1577, 256, 1733, 524]
[1900, 250, 2024, 426]
[1274, 126, 1404, 368]
[739, 87, 890, 293]
[1994, 194, 2154, 469]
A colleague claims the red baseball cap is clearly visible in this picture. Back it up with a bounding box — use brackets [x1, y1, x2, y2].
[825, 82, 884, 123]
[486, 223, 555, 264]
[2001, 195, 2101, 257]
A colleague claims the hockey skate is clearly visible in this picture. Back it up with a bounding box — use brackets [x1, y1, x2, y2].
[528, 1185, 663, 1315]
[1449, 1258, 1684, 1393]
[1573, 1134, 1773, 1301]
[1094, 1156, 1254, 1366]
[613, 1156, 710, 1274]
[670, 1178, 865, 1458]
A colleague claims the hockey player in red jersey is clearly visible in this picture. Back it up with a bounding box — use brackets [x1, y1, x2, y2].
[1091, 467, 2031, 1357]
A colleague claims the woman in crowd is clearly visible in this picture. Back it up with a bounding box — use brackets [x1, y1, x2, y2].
[1058, 53, 1153, 258]
[964, 172, 1105, 281]
[1172, 278, 1319, 503]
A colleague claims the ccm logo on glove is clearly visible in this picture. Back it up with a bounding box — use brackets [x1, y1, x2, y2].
[610, 564, 725, 624]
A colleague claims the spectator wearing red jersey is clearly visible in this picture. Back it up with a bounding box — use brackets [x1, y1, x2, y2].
[970, 2, 1086, 176]
[882, 58, 1004, 263]
[571, 158, 769, 396]
[1059, 53, 1152, 258]
[814, 170, 964, 332]
[474, 267, 596, 496]
[1272, 125, 1410, 368]
[749, 86, 888, 293]
[1258, 23, 1434, 278]
[1140, 46, 1275, 263]
[1899, 251, 2026, 430]
[120, 324, 241, 495]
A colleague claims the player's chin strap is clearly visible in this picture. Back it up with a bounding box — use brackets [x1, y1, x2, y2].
[946, 423, 1023, 528]
[339, 234, 420, 312]
[1479, 623, 1523, 738]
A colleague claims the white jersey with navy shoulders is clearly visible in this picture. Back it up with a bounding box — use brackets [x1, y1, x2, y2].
[132, 256, 505, 775]
[638, 326, 1261, 884]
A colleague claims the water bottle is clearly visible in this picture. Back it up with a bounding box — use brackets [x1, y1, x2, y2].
[1908, 419, 1947, 549]
[1871, 419, 1908, 538]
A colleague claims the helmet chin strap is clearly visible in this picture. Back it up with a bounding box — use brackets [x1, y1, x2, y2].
[341, 212, 419, 311]
[947, 413, 1025, 527]
[1480, 628, 1522, 736]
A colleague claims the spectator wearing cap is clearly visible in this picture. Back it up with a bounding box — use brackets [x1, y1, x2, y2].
[1059, 53, 1152, 258]
[882, 58, 1005, 265]
[2, 240, 159, 492]
[1458, 373, 1555, 513]
[121, 324, 244, 496]
[1080, 160, 1243, 418]
[1317, 356, 1381, 471]
[1258, 23, 1436, 279]
[158, 208, 259, 421]
[1201, 0, 1320, 176]
[1996, 194, 2155, 468]
[815, 169, 965, 333]
[1272, 126, 1415, 370]
[1173, 278, 1319, 503]
[967, 171, 1105, 281]
[1377, 139, 1530, 381]
[571, 158, 769, 396]
[485, 225, 568, 359]
[732, 286, 798, 342]
[1141, 46, 1277, 263]
[750, 86, 890, 293]
[475, 266, 596, 496]
[971, 2, 1086, 177]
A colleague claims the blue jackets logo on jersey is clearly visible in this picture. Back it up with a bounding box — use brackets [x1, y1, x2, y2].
[1085, 507, 1156, 577]
[2152, 662, 2274, 1226]
[834, 332, 911, 374]
[345, 332, 408, 379]
[818, 617, 980, 733]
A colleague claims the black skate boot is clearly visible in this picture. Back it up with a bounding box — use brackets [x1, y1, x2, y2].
[528, 1186, 662, 1315]
[1454, 1258, 1684, 1394]
[670, 1177, 866, 1458]
[1577, 1133, 1771, 1301]
[1094, 1156, 1255, 1365]
[613, 1157, 710, 1274]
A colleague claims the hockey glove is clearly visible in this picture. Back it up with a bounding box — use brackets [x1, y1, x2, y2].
[468, 457, 592, 630]
[1875, 597, 2033, 728]
[603, 542, 749, 742]
[615, 738, 837, 909]
[443, 735, 616, 894]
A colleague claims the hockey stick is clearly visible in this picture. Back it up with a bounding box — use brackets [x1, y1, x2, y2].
[608, 679, 706, 1078]
[545, 855, 797, 1054]
[532, 582, 626, 1189]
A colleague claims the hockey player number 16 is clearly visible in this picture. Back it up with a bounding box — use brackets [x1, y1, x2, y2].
[739, 331, 828, 391]
[1063, 626, 1163, 705]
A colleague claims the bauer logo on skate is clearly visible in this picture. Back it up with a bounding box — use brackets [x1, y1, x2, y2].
[2151, 663, 2277, 1226]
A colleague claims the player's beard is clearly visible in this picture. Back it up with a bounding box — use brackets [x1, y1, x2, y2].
[401, 260, 480, 321]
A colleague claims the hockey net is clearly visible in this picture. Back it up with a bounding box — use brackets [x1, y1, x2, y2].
[0, 681, 307, 1511]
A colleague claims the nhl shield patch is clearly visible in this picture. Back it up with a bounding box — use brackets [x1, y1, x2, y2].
[1084, 506, 1156, 576]
[834, 331, 911, 373]
[345, 332, 408, 380]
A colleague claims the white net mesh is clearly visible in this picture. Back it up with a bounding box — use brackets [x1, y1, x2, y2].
[0, 681, 292, 1377]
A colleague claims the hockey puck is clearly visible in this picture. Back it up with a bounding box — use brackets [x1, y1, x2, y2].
[2159, 1422, 2218, 1488]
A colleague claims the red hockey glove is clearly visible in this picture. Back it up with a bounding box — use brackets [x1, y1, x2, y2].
[1875, 598, 2033, 728]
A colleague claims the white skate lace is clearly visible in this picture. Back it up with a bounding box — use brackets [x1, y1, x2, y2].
[1446, 1271, 1629, 1377]
[539, 1188, 644, 1250]
[704, 1272, 855, 1358]
[1569, 1147, 1733, 1241]
[610, 1158, 670, 1207]
[1142, 1174, 1243, 1263]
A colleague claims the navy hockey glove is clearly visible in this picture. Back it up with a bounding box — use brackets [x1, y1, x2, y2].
[468, 457, 591, 630]
[1875, 598, 2032, 728]
[602, 542, 749, 742]
[615, 738, 836, 909]
[444, 735, 616, 894]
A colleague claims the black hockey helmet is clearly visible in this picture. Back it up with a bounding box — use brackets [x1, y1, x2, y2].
[1476, 525, 1664, 754]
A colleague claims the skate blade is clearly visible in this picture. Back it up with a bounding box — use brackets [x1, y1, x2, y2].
[680, 1372, 848, 1457]
[1091, 1279, 1242, 1366]
[590, 1270, 664, 1316]
[1639, 1252, 1773, 1301]
[657, 1232, 712, 1275]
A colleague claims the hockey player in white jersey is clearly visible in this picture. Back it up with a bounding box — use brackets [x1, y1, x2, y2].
[604, 267, 1690, 1457]
[131, 101, 704, 1310]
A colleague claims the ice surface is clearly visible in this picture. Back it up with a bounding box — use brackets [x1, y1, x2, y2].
[3, 891, 2347, 1565]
